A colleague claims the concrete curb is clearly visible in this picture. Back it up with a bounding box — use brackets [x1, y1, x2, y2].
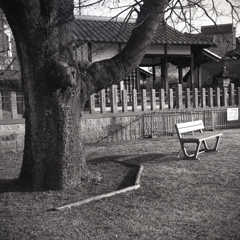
[54, 163, 144, 211]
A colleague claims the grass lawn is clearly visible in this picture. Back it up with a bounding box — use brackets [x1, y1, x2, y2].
[0, 128, 240, 239]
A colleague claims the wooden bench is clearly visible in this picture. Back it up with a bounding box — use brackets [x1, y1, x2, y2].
[175, 120, 222, 160]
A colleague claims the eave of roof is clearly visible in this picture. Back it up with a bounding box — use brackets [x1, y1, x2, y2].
[73, 16, 214, 47]
[202, 49, 222, 62]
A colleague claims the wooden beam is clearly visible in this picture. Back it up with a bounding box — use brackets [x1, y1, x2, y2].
[190, 54, 194, 90]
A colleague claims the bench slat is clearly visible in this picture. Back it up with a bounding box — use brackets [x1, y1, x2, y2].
[176, 120, 204, 134]
[180, 132, 222, 142]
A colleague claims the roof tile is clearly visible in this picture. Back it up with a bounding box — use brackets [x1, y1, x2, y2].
[73, 17, 214, 46]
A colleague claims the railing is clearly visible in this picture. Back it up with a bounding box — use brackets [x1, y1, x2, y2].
[85, 83, 240, 114]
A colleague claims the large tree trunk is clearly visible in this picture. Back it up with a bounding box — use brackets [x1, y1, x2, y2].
[3, 0, 87, 190]
[1, 0, 167, 190]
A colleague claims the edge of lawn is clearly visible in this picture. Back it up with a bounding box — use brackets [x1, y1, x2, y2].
[54, 162, 144, 210]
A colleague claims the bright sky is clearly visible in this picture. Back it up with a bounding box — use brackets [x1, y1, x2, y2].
[77, 0, 240, 36]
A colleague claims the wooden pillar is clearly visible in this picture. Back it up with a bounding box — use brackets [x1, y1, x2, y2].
[151, 89, 156, 110]
[176, 84, 182, 109]
[110, 85, 117, 113]
[161, 45, 168, 92]
[136, 68, 141, 92]
[185, 88, 191, 108]
[229, 83, 235, 106]
[222, 87, 228, 106]
[122, 89, 128, 113]
[141, 89, 147, 111]
[193, 88, 198, 108]
[237, 87, 240, 106]
[168, 88, 173, 109]
[0, 92, 3, 119]
[178, 60, 183, 84]
[198, 65, 202, 89]
[159, 88, 165, 110]
[207, 87, 213, 107]
[190, 54, 194, 90]
[11, 91, 18, 119]
[132, 89, 137, 112]
[161, 58, 165, 89]
[201, 88, 206, 108]
[164, 45, 168, 92]
[215, 87, 221, 107]
[152, 66, 156, 89]
[89, 94, 95, 114]
[100, 89, 106, 114]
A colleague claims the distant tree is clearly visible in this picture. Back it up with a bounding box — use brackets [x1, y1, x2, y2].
[0, 0, 239, 190]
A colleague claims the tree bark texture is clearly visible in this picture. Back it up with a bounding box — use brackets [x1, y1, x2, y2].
[1, 0, 167, 190]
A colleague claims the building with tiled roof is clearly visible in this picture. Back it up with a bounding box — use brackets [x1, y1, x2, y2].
[73, 16, 213, 46]
[74, 15, 216, 91]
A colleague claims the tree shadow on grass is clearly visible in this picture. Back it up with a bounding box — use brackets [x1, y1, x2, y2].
[87, 153, 180, 190]
[87, 152, 179, 165]
[0, 178, 36, 193]
[1, 153, 179, 193]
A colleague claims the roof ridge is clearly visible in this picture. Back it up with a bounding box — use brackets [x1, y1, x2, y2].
[75, 15, 136, 23]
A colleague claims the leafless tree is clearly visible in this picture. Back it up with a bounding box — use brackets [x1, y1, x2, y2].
[0, 0, 239, 190]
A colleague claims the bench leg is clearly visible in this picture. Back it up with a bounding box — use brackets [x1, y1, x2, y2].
[180, 141, 202, 160]
[203, 136, 221, 152]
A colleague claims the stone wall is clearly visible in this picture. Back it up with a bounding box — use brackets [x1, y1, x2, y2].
[0, 123, 25, 153]
[0, 113, 143, 152]
[81, 114, 143, 143]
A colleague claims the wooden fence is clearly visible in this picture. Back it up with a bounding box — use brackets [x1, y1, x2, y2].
[95, 107, 240, 143]
[1, 83, 240, 120]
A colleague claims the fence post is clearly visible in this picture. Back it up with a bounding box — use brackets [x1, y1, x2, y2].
[110, 85, 117, 113]
[10, 91, 18, 119]
[185, 88, 190, 108]
[89, 94, 95, 114]
[159, 88, 165, 110]
[201, 88, 206, 108]
[237, 87, 240, 106]
[215, 87, 221, 107]
[100, 89, 106, 114]
[132, 89, 137, 112]
[193, 88, 198, 108]
[223, 87, 228, 106]
[0, 92, 3, 119]
[141, 89, 147, 111]
[176, 84, 182, 109]
[151, 89, 156, 111]
[207, 87, 213, 107]
[229, 83, 235, 106]
[122, 89, 128, 112]
[168, 88, 173, 109]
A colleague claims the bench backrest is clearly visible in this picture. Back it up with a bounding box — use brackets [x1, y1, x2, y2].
[175, 120, 204, 136]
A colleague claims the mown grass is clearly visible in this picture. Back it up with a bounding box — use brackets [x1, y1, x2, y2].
[0, 129, 240, 240]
